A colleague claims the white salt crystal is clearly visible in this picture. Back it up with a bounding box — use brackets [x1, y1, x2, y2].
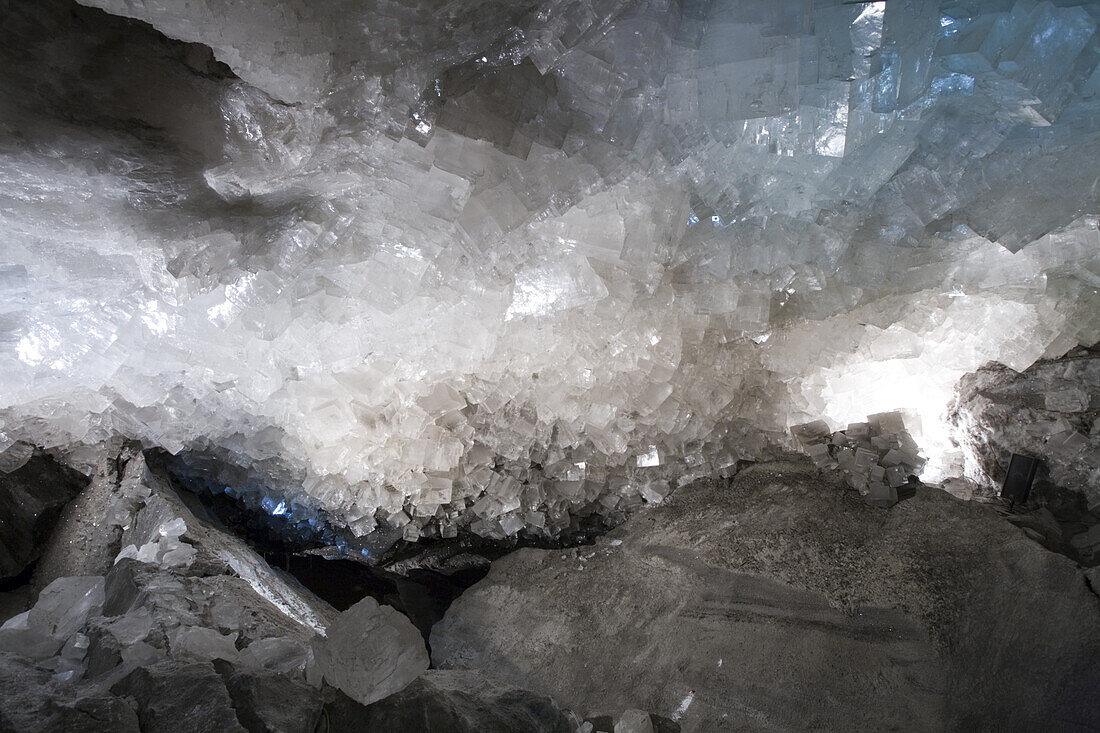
[637, 446, 661, 468]
[1, 0, 1096, 542]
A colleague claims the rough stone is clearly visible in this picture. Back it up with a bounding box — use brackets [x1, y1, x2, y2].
[320, 669, 576, 733]
[0, 453, 87, 579]
[432, 460, 1100, 732]
[951, 346, 1100, 505]
[950, 345, 1100, 563]
[31, 443, 146, 589]
[0, 651, 139, 733]
[0, 445, 340, 731]
[0, 575, 104, 660]
[214, 660, 323, 733]
[615, 709, 655, 733]
[110, 660, 247, 733]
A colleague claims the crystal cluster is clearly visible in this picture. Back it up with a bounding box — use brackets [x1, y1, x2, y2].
[1, 0, 1099, 538]
[792, 411, 925, 507]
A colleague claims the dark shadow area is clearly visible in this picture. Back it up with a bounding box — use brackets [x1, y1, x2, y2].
[0, 561, 36, 594]
[0, 451, 89, 583]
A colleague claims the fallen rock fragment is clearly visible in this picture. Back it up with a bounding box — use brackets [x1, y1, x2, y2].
[312, 594, 429, 705]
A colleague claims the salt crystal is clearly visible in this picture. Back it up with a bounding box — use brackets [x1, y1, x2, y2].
[1, 0, 1097, 542]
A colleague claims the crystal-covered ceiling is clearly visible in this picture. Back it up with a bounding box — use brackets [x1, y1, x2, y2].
[1, 0, 1098, 539]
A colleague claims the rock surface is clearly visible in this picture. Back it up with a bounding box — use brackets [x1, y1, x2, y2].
[0, 453, 88, 579]
[0, 575, 104, 660]
[0, 448, 341, 729]
[32, 444, 148, 588]
[111, 660, 247, 733]
[322, 669, 576, 733]
[432, 460, 1100, 732]
[950, 345, 1100, 562]
[0, 651, 139, 733]
[0, 445, 458, 731]
[214, 660, 323, 733]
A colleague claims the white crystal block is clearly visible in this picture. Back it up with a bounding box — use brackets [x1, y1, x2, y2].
[168, 626, 240, 663]
[312, 596, 429, 705]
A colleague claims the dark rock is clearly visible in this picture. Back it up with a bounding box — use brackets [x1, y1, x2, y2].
[214, 660, 322, 733]
[83, 620, 125, 679]
[586, 712, 680, 733]
[650, 714, 681, 733]
[585, 714, 614, 732]
[110, 660, 247, 733]
[432, 460, 1100, 732]
[318, 669, 575, 733]
[102, 559, 146, 617]
[0, 651, 139, 733]
[30, 443, 138, 589]
[0, 453, 88, 580]
[0, 584, 35, 625]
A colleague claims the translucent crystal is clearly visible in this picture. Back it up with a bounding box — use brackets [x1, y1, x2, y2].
[0, 576, 104, 659]
[312, 596, 429, 705]
[0, 0, 1097, 539]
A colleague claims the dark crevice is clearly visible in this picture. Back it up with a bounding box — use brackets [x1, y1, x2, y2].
[0, 561, 36, 593]
[144, 447, 617, 650]
[1002, 501, 1100, 569]
[1084, 572, 1100, 605]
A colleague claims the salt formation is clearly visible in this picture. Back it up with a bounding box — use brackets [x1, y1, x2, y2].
[1, 0, 1099, 540]
[792, 411, 925, 507]
[0, 443, 602, 732]
[0, 451, 337, 685]
[312, 595, 429, 705]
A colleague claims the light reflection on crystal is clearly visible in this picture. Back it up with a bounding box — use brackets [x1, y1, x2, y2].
[0, 0, 1097, 540]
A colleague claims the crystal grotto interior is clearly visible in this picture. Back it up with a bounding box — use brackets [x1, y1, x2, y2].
[0, 0, 1099, 731]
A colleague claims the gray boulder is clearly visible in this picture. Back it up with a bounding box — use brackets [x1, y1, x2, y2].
[949, 346, 1100, 562]
[214, 660, 323, 733]
[0, 575, 104, 660]
[950, 346, 1099, 509]
[432, 460, 1100, 732]
[110, 660, 247, 733]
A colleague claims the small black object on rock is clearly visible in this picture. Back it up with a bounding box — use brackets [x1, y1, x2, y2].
[1001, 454, 1039, 504]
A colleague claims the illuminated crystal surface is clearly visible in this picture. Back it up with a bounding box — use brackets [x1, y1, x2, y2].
[0, 0, 1098, 539]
